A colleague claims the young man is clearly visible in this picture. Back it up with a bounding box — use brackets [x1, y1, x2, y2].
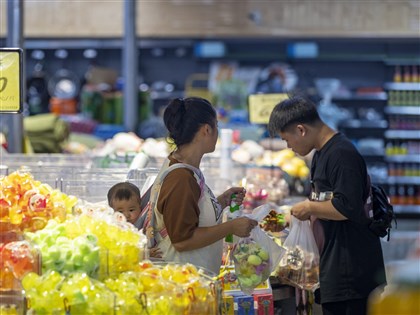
[268, 96, 386, 315]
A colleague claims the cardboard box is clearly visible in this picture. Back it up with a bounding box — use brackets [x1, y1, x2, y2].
[223, 295, 235, 315]
[254, 293, 274, 315]
[234, 295, 255, 315]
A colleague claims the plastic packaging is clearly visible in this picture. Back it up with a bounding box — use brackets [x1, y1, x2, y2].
[232, 204, 286, 295]
[276, 216, 320, 291]
[225, 194, 242, 243]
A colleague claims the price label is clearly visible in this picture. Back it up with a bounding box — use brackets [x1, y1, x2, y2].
[248, 93, 289, 124]
[0, 49, 22, 113]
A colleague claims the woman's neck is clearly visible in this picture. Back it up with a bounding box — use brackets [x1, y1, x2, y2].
[171, 146, 203, 168]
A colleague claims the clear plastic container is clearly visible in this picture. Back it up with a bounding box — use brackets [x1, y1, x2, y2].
[0, 232, 41, 291]
[0, 292, 26, 315]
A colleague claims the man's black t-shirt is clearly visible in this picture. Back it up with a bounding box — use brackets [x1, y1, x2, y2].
[311, 133, 386, 303]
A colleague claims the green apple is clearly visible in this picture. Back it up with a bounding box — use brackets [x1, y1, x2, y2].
[250, 274, 262, 285]
[237, 275, 253, 288]
[258, 249, 269, 261]
[247, 254, 262, 266]
[47, 245, 61, 260]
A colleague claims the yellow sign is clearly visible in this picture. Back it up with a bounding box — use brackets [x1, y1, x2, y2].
[0, 49, 22, 113]
[248, 93, 289, 124]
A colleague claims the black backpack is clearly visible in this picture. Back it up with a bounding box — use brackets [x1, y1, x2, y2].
[365, 176, 397, 241]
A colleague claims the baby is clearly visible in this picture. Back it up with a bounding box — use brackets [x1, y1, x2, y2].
[107, 182, 143, 227]
[107, 182, 161, 259]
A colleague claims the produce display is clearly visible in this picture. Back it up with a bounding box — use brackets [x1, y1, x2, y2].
[24, 220, 100, 277]
[0, 304, 19, 315]
[242, 167, 289, 208]
[20, 261, 221, 315]
[232, 142, 310, 180]
[22, 271, 115, 314]
[0, 147, 312, 313]
[0, 294, 24, 315]
[25, 207, 146, 278]
[0, 239, 40, 291]
[0, 170, 221, 314]
[0, 171, 77, 233]
[92, 133, 169, 168]
[106, 262, 221, 315]
[259, 149, 309, 179]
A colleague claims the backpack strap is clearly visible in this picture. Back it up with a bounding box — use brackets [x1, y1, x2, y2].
[145, 163, 205, 247]
[364, 174, 374, 219]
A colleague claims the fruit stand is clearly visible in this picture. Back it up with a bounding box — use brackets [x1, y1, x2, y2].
[0, 144, 312, 314]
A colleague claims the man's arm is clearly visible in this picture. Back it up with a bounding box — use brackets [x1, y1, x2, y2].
[291, 199, 348, 221]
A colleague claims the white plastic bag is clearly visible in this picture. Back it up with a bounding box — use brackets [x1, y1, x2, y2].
[276, 216, 320, 291]
[232, 204, 286, 295]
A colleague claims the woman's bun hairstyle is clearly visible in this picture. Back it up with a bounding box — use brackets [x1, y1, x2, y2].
[163, 97, 216, 147]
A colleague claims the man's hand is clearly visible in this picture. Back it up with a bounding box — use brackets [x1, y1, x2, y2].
[290, 199, 312, 221]
[291, 199, 348, 221]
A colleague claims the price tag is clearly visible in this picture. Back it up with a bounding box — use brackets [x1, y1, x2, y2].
[0, 48, 23, 113]
[248, 93, 289, 124]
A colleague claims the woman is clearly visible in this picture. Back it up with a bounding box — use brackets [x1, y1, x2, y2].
[149, 97, 257, 274]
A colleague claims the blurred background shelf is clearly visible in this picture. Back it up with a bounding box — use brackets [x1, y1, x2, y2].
[384, 82, 420, 91]
[384, 106, 420, 115]
[387, 176, 420, 185]
[385, 155, 420, 163]
[393, 205, 420, 214]
[385, 130, 420, 139]
[339, 119, 388, 129]
[332, 93, 387, 101]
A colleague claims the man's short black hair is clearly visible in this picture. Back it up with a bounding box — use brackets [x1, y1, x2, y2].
[268, 96, 321, 136]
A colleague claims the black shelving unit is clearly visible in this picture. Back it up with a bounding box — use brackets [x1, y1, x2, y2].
[384, 82, 420, 216]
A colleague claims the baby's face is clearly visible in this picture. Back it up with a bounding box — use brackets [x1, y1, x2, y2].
[112, 197, 141, 225]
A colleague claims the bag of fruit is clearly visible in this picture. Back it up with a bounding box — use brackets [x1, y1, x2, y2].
[232, 204, 286, 295]
[275, 216, 320, 291]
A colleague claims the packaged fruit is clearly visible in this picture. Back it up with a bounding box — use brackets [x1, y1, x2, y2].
[0, 171, 77, 233]
[22, 271, 115, 315]
[275, 217, 320, 291]
[0, 236, 41, 291]
[105, 261, 221, 315]
[260, 210, 287, 233]
[232, 238, 271, 295]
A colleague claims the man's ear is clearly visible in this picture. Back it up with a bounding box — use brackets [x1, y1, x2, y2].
[297, 124, 306, 136]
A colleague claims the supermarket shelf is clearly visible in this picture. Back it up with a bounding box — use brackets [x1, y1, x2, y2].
[24, 38, 195, 50]
[332, 93, 387, 101]
[384, 58, 420, 66]
[384, 106, 420, 115]
[371, 178, 389, 185]
[384, 82, 420, 91]
[393, 205, 420, 214]
[385, 155, 420, 163]
[361, 152, 385, 157]
[339, 119, 388, 129]
[385, 130, 420, 139]
[387, 176, 420, 185]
